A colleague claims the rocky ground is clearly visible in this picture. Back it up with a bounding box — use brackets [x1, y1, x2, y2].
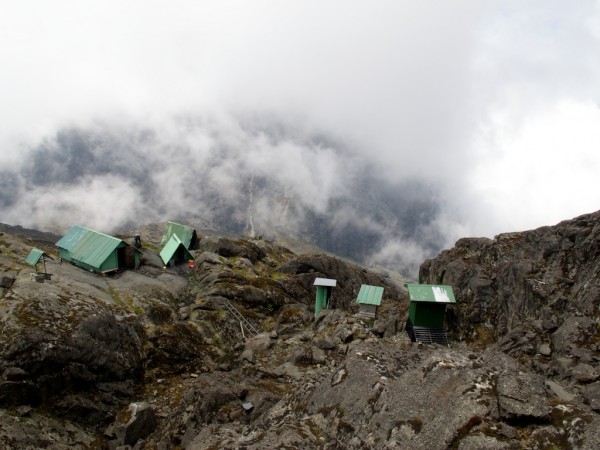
[0, 211, 598, 449]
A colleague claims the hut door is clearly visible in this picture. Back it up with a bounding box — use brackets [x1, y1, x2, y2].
[118, 247, 136, 269]
[315, 287, 328, 319]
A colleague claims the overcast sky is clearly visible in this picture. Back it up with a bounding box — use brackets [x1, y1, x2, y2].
[1, 1, 599, 246]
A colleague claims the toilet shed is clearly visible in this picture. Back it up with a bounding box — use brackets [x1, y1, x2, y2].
[313, 277, 336, 319]
[24, 248, 54, 280]
[405, 283, 455, 344]
[356, 284, 384, 319]
[25, 248, 52, 270]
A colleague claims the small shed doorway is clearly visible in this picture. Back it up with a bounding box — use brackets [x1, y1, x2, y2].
[313, 277, 337, 319]
[405, 283, 456, 345]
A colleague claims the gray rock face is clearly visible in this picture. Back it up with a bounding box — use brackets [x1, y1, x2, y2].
[240, 349, 255, 363]
[572, 363, 599, 383]
[582, 381, 600, 411]
[0, 270, 16, 289]
[544, 379, 575, 402]
[496, 372, 551, 422]
[1, 216, 599, 449]
[551, 316, 596, 354]
[537, 343, 552, 356]
[0, 289, 146, 420]
[244, 333, 272, 350]
[174, 341, 598, 450]
[0, 408, 99, 449]
[419, 211, 600, 383]
[277, 253, 405, 312]
[421, 211, 599, 335]
[198, 237, 266, 263]
[108, 402, 157, 447]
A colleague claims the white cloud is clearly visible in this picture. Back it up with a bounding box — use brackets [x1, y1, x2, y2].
[3, 175, 140, 232]
[468, 99, 600, 234]
[1, 0, 599, 271]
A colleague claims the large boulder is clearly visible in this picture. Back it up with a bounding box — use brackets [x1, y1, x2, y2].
[107, 402, 157, 448]
[199, 237, 266, 263]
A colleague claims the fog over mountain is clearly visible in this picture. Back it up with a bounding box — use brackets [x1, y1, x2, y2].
[0, 119, 443, 274]
[1, 1, 599, 275]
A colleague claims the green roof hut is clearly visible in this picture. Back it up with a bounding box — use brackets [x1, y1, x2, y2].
[314, 277, 336, 319]
[405, 283, 455, 344]
[160, 221, 199, 250]
[356, 284, 384, 319]
[56, 225, 140, 274]
[24, 248, 54, 281]
[160, 234, 194, 267]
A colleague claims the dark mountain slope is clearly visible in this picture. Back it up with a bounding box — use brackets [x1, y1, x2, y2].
[0, 211, 598, 448]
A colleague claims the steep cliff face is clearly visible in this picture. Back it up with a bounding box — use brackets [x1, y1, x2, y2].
[420, 211, 599, 336]
[420, 210, 599, 379]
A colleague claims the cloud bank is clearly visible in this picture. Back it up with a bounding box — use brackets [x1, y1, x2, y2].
[1, 1, 599, 275]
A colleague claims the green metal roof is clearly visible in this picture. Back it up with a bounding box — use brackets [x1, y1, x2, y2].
[160, 221, 197, 249]
[159, 234, 193, 265]
[25, 248, 46, 266]
[405, 284, 456, 304]
[356, 284, 384, 306]
[56, 225, 125, 269]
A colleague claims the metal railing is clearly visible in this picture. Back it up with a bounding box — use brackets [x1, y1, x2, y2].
[413, 327, 450, 346]
[223, 300, 259, 338]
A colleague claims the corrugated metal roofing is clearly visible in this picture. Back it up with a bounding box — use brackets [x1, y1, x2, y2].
[160, 221, 196, 249]
[314, 277, 337, 287]
[159, 234, 193, 265]
[356, 284, 384, 306]
[405, 284, 456, 304]
[25, 248, 45, 266]
[56, 225, 124, 269]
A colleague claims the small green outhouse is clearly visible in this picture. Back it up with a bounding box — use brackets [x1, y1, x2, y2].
[25, 248, 54, 281]
[25, 248, 52, 271]
[314, 278, 336, 319]
[356, 284, 384, 319]
[405, 283, 455, 343]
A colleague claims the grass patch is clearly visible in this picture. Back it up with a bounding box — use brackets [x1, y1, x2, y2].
[107, 286, 124, 306]
[270, 271, 288, 280]
[108, 286, 144, 315]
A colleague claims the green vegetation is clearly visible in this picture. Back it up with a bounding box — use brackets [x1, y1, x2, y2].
[107, 286, 124, 306]
[107, 286, 144, 315]
[125, 294, 144, 315]
[270, 271, 288, 280]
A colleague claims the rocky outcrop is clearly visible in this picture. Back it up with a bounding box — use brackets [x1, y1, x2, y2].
[198, 236, 266, 263]
[1, 213, 599, 449]
[420, 210, 600, 406]
[0, 230, 186, 440]
[106, 401, 158, 447]
[277, 253, 405, 312]
[420, 211, 599, 338]
[0, 227, 407, 447]
[148, 339, 600, 450]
